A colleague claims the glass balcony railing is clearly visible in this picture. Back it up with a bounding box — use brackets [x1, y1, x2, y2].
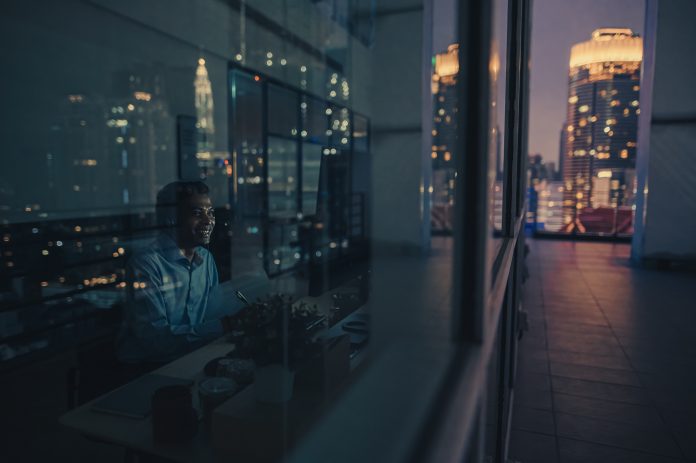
[526, 176, 635, 238]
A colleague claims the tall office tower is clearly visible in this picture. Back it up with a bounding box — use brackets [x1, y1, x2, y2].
[430, 44, 458, 232]
[561, 29, 642, 231]
[110, 67, 173, 206]
[194, 58, 216, 153]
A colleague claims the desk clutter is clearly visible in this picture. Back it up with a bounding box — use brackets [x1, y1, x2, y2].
[76, 292, 369, 462]
[90, 374, 193, 420]
[152, 384, 198, 443]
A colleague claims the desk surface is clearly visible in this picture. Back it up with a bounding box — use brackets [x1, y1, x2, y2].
[60, 339, 232, 463]
[60, 287, 366, 463]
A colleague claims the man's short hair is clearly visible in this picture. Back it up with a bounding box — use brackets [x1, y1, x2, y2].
[156, 181, 210, 226]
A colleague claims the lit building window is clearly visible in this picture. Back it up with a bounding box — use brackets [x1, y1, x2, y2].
[578, 104, 589, 113]
[133, 92, 152, 101]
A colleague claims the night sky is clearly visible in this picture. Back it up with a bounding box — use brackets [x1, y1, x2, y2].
[432, 0, 645, 166]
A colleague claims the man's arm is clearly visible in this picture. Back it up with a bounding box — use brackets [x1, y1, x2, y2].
[121, 256, 224, 362]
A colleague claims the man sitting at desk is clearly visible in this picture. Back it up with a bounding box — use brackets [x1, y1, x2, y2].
[117, 181, 232, 364]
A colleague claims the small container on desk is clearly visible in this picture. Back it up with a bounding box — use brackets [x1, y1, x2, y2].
[198, 378, 237, 430]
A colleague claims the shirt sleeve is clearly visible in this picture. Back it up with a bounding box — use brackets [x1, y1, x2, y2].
[203, 252, 247, 319]
[121, 255, 223, 362]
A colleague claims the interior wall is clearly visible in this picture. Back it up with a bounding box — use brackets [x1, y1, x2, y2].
[634, 0, 696, 261]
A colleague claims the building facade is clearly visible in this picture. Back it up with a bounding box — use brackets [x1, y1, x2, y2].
[561, 28, 642, 233]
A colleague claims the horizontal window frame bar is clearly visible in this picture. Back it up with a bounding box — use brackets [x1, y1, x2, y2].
[651, 115, 696, 125]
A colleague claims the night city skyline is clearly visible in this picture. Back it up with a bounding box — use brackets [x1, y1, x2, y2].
[4, 3, 696, 463]
[529, 0, 644, 166]
[431, 0, 645, 168]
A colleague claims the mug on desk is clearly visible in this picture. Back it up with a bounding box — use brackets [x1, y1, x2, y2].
[198, 378, 237, 429]
[151, 385, 198, 443]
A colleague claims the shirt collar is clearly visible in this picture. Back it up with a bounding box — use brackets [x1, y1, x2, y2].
[156, 233, 205, 267]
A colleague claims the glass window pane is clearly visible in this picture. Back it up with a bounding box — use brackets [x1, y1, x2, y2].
[301, 143, 323, 216]
[489, 0, 510, 258]
[268, 83, 299, 137]
[329, 106, 351, 148]
[232, 70, 265, 218]
[302, 95, 329, 145]
[353, 113, 369, 153]
[0, 0, 523, 461]
[267, 136, 298, 219]
[431, 43, 458, 234]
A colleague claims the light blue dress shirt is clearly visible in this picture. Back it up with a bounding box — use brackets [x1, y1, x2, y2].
[116, 234, 224, 363]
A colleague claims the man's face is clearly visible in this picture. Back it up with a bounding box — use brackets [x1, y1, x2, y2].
[177, 193, 215, 247]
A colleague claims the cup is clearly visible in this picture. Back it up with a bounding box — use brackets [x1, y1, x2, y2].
[198, 378, 237, 429]
[151, 385, 198, 443]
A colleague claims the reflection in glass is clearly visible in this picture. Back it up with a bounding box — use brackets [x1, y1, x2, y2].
[268, 83, 298, 137]
[353, 114, 369, 153]
[302, 96, 330, 145]
[302, 144, 323, 216]
[431, 44, 459, 234]
[267, 137, 298, 219]
[232, 70, 264, 218]
[489, 0, 509, 243]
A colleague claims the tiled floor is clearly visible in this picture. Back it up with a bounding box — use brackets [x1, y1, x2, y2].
[509, 239, 696, 463]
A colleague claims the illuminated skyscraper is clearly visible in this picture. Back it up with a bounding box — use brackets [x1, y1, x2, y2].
[194, 58, 215, 153]
[561, 29, 642, 232]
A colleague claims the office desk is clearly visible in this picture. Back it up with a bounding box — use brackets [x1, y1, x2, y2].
[59, 339, 232, 463]
[60, 289, 366, 463]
